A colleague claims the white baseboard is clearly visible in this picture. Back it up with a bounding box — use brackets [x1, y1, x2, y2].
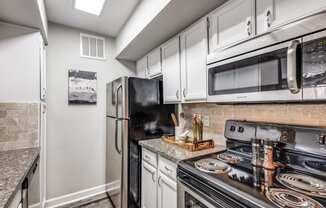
[45, 181, 120, 208]
[29, 202, 40, 208]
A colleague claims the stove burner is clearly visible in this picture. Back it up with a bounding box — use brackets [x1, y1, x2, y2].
[266, 188, 324, 208]
[217, 152, 241, 164]
[277, 174, 326, 198]
[194, 158, 231, 174]
[305, 161, 326, 172]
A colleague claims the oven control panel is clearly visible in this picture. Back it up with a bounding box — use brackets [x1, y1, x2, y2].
[224, 120, 256, 142]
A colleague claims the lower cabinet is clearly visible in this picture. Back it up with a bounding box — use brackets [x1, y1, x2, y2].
[141, 161, 157, 208]
[141, 148, 177, 208]
[157, 172, 177, 208]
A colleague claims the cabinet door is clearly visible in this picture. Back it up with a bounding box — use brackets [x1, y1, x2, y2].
[208, 0, 255, 53]
[257, 0, 326, 34]
[162, 36, 181, 103]
[147, 48, 162, 78]
[157, 172, 177, 208]
[136, 56, 148, 79]
[141, 161, 157, 208]
[180, 18, 208, 102]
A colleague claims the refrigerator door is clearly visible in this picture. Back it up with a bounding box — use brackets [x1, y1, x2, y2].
[106, 77, 129, 208]
[106, 117, 129, 208]
[106, 77, 129, 119]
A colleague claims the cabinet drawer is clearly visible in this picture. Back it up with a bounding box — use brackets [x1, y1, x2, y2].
[142, 148, 157, 168]
[158, 156, 177, 181]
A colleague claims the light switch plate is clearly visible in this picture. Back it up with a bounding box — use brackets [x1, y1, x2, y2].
[203, 115, 210, 127]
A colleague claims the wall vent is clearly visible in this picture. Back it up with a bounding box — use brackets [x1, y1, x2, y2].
[80, 33, 106, 60]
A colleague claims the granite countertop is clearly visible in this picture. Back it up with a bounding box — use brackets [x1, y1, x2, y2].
[0, 148, 40, 208]
[139, 139, 226, 163]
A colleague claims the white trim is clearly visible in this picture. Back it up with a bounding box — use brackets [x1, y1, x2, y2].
[45, 181, 120, 208]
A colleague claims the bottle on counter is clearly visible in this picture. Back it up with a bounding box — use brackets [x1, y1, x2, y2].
[197, 115, 203, 141]
[251, 138, 262, 167]
[262, 139, 275, 170]
[192, 114, 198, 143]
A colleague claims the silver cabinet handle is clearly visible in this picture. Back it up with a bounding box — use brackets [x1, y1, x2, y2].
[115, 84, 122, 154]
[287, 40, 300, 94]
[152, 172, 156, 183]
[182, 88, 186, 98]
[246, 18, 252, 36]
[176, 90, 179, 99]
[266, 9, 272, 28]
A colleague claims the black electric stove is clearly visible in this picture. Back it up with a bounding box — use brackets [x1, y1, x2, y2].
[177, 120, 326, 208]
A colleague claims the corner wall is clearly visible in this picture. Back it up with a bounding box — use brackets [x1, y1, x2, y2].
[46, 23, 135, 203]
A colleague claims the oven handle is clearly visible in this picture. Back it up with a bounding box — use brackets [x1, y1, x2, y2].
[287, 39, 300, 94]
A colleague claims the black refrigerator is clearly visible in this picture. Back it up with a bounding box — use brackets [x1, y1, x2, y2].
[106, 77, 175, 208]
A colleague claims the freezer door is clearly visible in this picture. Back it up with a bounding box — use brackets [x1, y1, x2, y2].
[106, 77, 129, 119]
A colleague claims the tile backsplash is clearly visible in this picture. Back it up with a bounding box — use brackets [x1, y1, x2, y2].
[182, 103, 326, 145]
[0, 103, 39, 151]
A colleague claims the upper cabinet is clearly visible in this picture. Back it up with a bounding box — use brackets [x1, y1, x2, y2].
[136, 56, 148, 79]
[147, 48, 162, 78]
[208, 0, 255, 53]
[180, 18, 208, 102]
[161, 36, 181, 103]
[256, 0, 326, 34]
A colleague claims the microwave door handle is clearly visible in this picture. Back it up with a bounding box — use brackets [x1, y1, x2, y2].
[287, 40, 300, 94]
[115, 84, 122, 154]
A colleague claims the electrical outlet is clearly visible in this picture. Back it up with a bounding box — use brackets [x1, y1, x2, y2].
[203, 115, 210, 127]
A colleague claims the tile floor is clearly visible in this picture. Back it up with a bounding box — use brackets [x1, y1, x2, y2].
[58, 193, 119, 208]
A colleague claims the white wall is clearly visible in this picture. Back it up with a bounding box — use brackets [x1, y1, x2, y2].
[116, 0, 171, 56]
[46, 23, 135, 201]
[0, 22, 41, 102]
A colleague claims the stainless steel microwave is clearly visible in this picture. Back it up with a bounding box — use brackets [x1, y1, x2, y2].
[207, 11, 326, 103]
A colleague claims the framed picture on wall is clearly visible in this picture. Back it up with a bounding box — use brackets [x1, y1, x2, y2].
[68, 69, 97, 104]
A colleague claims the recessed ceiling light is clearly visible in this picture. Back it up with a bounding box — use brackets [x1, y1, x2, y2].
[74, 0, 106, 16]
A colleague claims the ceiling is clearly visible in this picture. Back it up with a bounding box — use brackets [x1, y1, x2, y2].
[45, 0, 140, 37]
[117, 0, 227, 60]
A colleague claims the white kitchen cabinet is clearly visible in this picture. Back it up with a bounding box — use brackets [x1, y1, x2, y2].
[161, 36, 181, 103]
[141, 148, 177, 208]
[157, 172, 177, 208]
[141, 161, 157, 208]
[256, 0, 326, 34]
[180, 18, 208, 102]
[208, 0, 255, 53]
[147, 48, 162, 78]
[136, 56, 148, 78]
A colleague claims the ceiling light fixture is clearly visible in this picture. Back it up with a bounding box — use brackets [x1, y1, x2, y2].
[74, 0, 106, 16]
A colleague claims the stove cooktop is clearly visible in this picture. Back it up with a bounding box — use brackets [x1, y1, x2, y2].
[178, 151, 326, 208]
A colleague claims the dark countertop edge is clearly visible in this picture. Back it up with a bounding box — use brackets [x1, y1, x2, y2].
[139, 139, 226, 163]
[3, 148, 40, 208]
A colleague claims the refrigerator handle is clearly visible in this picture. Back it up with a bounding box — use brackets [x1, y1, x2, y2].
[115, 84, 123, 154]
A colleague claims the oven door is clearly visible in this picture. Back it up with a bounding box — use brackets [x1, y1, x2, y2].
[178, 180, 219, 208]
[302, 30, 326, 100]
[207, 39, 302, 103]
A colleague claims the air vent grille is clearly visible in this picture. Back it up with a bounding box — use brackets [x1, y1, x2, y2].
[80, 33, 106, 60]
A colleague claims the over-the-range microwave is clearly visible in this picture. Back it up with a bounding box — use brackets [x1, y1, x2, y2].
[207, 11, 326, 103]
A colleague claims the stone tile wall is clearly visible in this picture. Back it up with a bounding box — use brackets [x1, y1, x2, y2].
[0, 103, 39, 151]
[182, 103, 326, 145]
